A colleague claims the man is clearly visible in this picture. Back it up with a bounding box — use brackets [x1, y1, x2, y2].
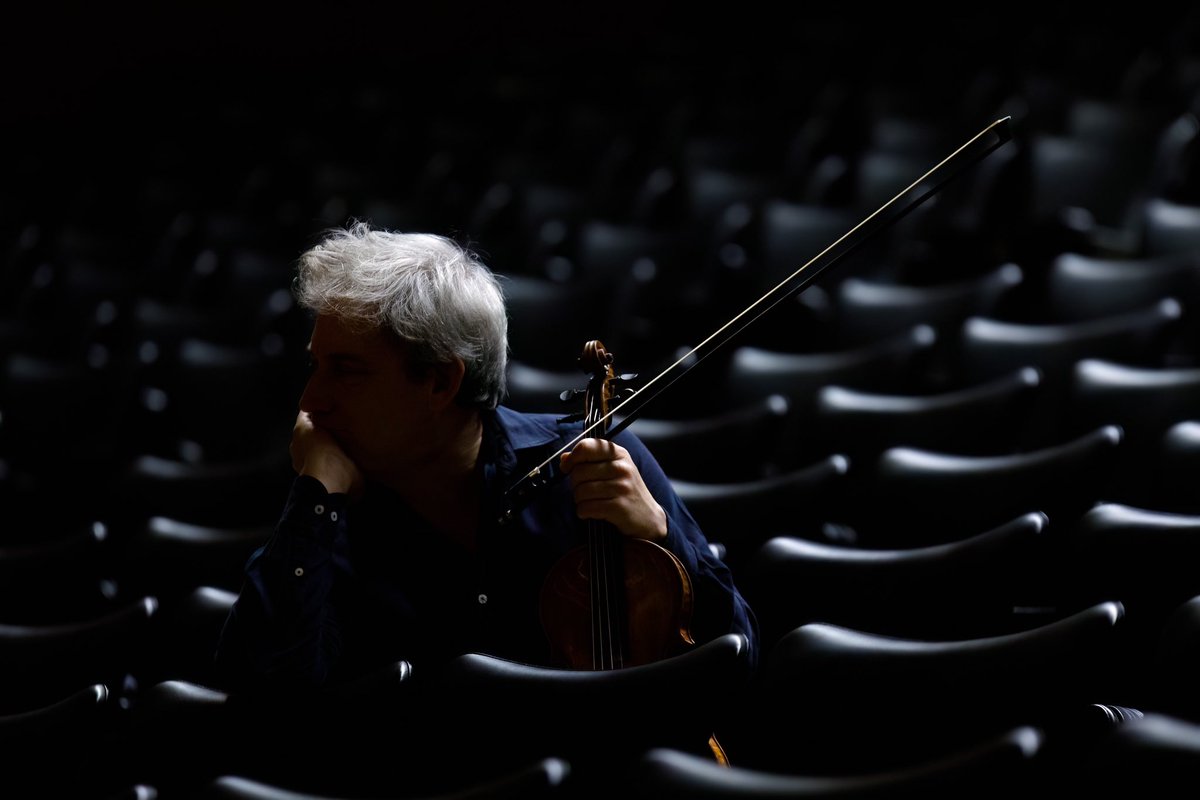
[214, 221, 759, 692]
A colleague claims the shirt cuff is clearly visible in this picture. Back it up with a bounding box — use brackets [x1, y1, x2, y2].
[268, 474, 349, 558]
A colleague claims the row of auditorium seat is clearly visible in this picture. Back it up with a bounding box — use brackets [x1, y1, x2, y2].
[5, 10, 1200, 799]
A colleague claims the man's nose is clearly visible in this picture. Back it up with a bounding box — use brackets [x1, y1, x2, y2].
[299, 373, 331, 413]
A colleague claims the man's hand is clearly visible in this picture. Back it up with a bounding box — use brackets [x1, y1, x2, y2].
[560, 438, 668, 542]
[290, 411, 364, 497]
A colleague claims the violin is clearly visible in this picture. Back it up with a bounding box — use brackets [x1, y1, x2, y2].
[538, 340, 695, 670]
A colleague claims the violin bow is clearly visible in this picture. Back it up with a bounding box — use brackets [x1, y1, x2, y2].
[499, 116, 1013, 523]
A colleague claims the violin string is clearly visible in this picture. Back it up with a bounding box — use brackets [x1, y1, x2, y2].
[585, 390, 621, 670]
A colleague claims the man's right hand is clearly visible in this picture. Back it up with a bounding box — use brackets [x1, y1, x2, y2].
[290, 410, 364, 497]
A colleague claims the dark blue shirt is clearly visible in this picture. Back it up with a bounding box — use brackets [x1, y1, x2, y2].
[214, 406, 759, 690]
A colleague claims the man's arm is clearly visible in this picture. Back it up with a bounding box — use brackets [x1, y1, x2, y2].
[214, 412, 363, 691]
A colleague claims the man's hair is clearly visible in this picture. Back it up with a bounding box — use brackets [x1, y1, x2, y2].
[295, 221, 508, 408]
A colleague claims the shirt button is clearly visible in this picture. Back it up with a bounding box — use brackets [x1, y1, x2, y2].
[294, 567, 305, 577]
[330, 511, 338, 522]
[477, 594, 488, 605]
[314, 504, 325, 515]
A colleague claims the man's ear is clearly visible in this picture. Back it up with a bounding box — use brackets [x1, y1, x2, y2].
[428, 358, 466, 409]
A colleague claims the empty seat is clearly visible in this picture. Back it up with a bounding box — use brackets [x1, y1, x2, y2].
[123, 663, 416, 796]
[1077, 712, 1200, 797]
[845, 425, 1123, 547]
[756, 199, 862, 295]
[810, 366, 1042, 459]
[499, 273, 607, 370]
[0, 521, 119, 623]
[122, 517, 273, 599]
[422, 633, 752, 785]
[1149, 594, 1200, 721]
[742, 511, 1053, 649]
[1069, 359, 1200, 442]
[1159, 420, 1200, 512]
[1027, 133, 1144, 228]
[1065, 504, 1200, 641]
[682, 166, 775, 243]
[832, 262, 1024, 347]
[1067, 359, 1200, 501]
[137, 336, 296, 461]
[735, 601, 1126, 775]
[117, 679, 240, 795]
[1044, 251, 1200, 322]
[624, 726, 1043, 799]
[0, 351, 121, 474]
[1143, 113, 1200, 203]
[0, 596, 158, 713]
[953, 301, 1182, 442]
[671, 455, 851, 567]
[1141, 197, 1200, 257]
[619, 394, 791, 482]
[0, 683, 119, 796]
[720, 324, 937, 413]
[142, 586, 239, 689]
[115, 451, 294, 529]
[503, 360, 589, 415]
[954, 299, 1183, 388]
[199, 757, 571, 800]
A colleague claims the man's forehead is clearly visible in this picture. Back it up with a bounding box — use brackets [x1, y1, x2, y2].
[309, 314, 398, 356]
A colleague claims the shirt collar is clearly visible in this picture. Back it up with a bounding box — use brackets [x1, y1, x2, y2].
[492, 405, 566, 451]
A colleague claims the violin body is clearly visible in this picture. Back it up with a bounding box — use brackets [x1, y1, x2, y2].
[540, 536, 695, 670]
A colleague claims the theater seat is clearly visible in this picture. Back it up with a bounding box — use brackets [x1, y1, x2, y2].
[115, 451, 293, 529]
[846, 425, 1123, 547]
[1065, 503, 1200, 633]
[671, 455, 850, 566]
[503, 360, 589, 415]
[619, 394, 791, 482]
[1066, 360, 1200, 502]
[953, 298, 1182, 392]
[624, 726, 1044, 799]
[811, 366, 1042, 458]
[422, 633, 752, 788]
[199, 757, 572, 800]
[737, 601, 1126, 775]
[1077, 712, 1200, 797]
[1141, 197, 1200, 257]
[1044, 251, 1200, 322]
[122, 516, 273, 598]
[0, 520, 119, 623]
[0, 596, 158, 712]
[832, 262, 1023, 346]
[742, 511, 1053, 648]
[0, 683, 119, 796]
[123, 665, 417, 797]
[1158, 420, 1200, 513]
[1151, 595, 1200, 721]
[720, 324, 937, 412]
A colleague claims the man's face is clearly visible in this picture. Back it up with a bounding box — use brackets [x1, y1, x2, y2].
[299, 313, 436, 477]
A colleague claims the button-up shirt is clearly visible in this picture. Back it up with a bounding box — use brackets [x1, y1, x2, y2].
[214, 405, 759, 690]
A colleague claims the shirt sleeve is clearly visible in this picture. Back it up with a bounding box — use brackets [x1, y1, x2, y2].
[214, 474, 349, 692]
[614, 430, 761, 676]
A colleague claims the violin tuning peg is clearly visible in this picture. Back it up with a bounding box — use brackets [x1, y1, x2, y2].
[559, 388, 585, 402]
[619, 373, 638, 381]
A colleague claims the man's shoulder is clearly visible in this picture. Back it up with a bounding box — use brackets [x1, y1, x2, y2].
[493, 405, 580, 450]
